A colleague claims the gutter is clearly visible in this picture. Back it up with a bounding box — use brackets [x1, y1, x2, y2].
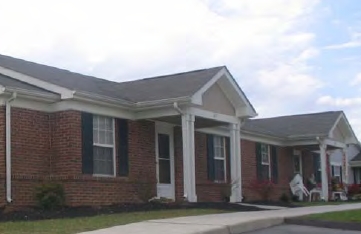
[6, 92, 17, 203]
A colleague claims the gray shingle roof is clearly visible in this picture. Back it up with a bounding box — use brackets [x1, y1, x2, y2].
[242, 111, 343, 139]
[0, 54, 223, 102]
[0, 73, 56, 95]
[352, 152, 361, 162]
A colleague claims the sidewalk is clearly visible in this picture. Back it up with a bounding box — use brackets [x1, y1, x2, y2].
[78, 203, 361, 234]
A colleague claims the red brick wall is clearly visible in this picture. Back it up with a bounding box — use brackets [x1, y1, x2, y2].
[1, 107, 157, 208]
[50, 111, 82, 176]
[0, 105, 331, 207]
[174, 129, 231, 202]
[241, 139, 296, 201]
[11, 108, 51, 176]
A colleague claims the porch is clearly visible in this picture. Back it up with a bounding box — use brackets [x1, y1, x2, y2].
[134, 68, 257, 203]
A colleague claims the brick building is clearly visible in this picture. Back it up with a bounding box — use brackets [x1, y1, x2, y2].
[0, 54, 358, 209]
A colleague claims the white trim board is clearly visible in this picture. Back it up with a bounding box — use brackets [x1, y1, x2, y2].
[0, 66, 74, 99]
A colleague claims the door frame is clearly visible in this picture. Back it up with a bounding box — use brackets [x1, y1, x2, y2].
[293, 150, 303, 175]
[155, 121, 175, 200]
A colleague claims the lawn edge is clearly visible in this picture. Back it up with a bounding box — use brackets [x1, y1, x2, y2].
[285, 217, 361, 231]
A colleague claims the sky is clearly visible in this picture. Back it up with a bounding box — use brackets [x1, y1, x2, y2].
[0, 0, 361, 138]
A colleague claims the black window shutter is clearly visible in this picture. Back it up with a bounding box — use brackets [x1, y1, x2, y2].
[340, 167, 343, 182]
[271, 145, 278, 183]
[206, 134, 215, 180]
[81, 112, 93, 174]
[255, 143, 262, 180]
[117, 119, 129, 176]
[313, 153, 321, 183]
[331, 166, 335, 177]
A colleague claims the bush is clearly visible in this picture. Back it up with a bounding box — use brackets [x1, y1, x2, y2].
[348, 184, 360, 196]
[291, 194, 300, 202]
[249, 179, 275, 201]
[132, 171, 155, 203]
[279, 193, 289, 203]
[35, 183, 65, 210]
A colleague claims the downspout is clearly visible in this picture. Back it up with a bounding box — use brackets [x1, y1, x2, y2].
[6, 92, 17, 203]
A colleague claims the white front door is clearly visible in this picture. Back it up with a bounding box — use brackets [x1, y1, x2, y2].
[156, 122, 175, 200]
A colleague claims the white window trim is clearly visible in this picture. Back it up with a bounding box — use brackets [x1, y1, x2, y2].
[261, 144, 271, 179]
[331, 163, 342, 179]
[92, 116, 116, 177]
[213, 135, 227, 183]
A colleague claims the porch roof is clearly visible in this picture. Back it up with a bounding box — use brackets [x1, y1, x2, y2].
[242, 111, 342, 139]
[241, 111, 358, 147]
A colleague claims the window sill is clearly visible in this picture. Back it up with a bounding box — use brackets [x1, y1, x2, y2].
[93, 174, 116, 178]
[214, 180, 227, 184]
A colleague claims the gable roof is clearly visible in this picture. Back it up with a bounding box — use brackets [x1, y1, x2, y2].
[0, 54, 223, 102]
[242, 111, 343, 139]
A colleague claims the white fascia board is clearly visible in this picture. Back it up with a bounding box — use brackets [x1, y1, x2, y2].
[0, 66, 74, 99]
[188, 107, 239, 124]
[197, 126, 230, 137]
[135, 96, 191, 109]
[328, 113, 343, 138]
[191, 67, 257, 117]
[323, 138, 347, 149]
[52, 100, 134, 119]
[75, 91, 133, 108]
[223, 70, 257, 117]
[134, 108, 180, 119]
[191, 68, 226, 105]
[350, 161, 361, 167]
[5, 86, 60, 101]
[240, 130, 285, 146]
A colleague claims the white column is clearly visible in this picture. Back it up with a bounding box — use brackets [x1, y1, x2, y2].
[342, 146, 348, 185]
[181, 114, 197, 202]
[319, 143, 329, 201]
[230, 121, 242, 203]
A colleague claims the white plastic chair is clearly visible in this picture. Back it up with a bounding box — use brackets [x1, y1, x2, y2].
[289, 174, 310, 200]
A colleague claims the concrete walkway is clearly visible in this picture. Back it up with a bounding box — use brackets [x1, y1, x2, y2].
[78, 203, 361, 234]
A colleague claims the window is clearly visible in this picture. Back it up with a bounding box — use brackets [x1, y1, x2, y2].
[93, 115, 115, 176]
[261, 144, 271, 180]
[293, 154, 301, 174]
[331, 164, 342, 183]
[213, 136, 226, 182]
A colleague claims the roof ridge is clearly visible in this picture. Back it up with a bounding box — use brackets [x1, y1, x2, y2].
[251, 110, 343, 121]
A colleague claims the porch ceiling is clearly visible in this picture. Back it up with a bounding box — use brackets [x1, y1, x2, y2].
[152, 115, 228, 129]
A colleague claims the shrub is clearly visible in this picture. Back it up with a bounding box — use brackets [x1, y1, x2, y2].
[279, 193, 289, 203]
[291, 194, 300, 202]
[348, 184, 361, 196]
[249, 179, 275, 201]
[132, 171, 155, 203]
[35, 183, 65, 210]
[220, 183, 232, 202]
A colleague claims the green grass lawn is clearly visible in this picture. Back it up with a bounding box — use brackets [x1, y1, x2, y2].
[293, 201, 361, 207]
[0, 209, 229, 234]
[306, 209, 361, 222]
